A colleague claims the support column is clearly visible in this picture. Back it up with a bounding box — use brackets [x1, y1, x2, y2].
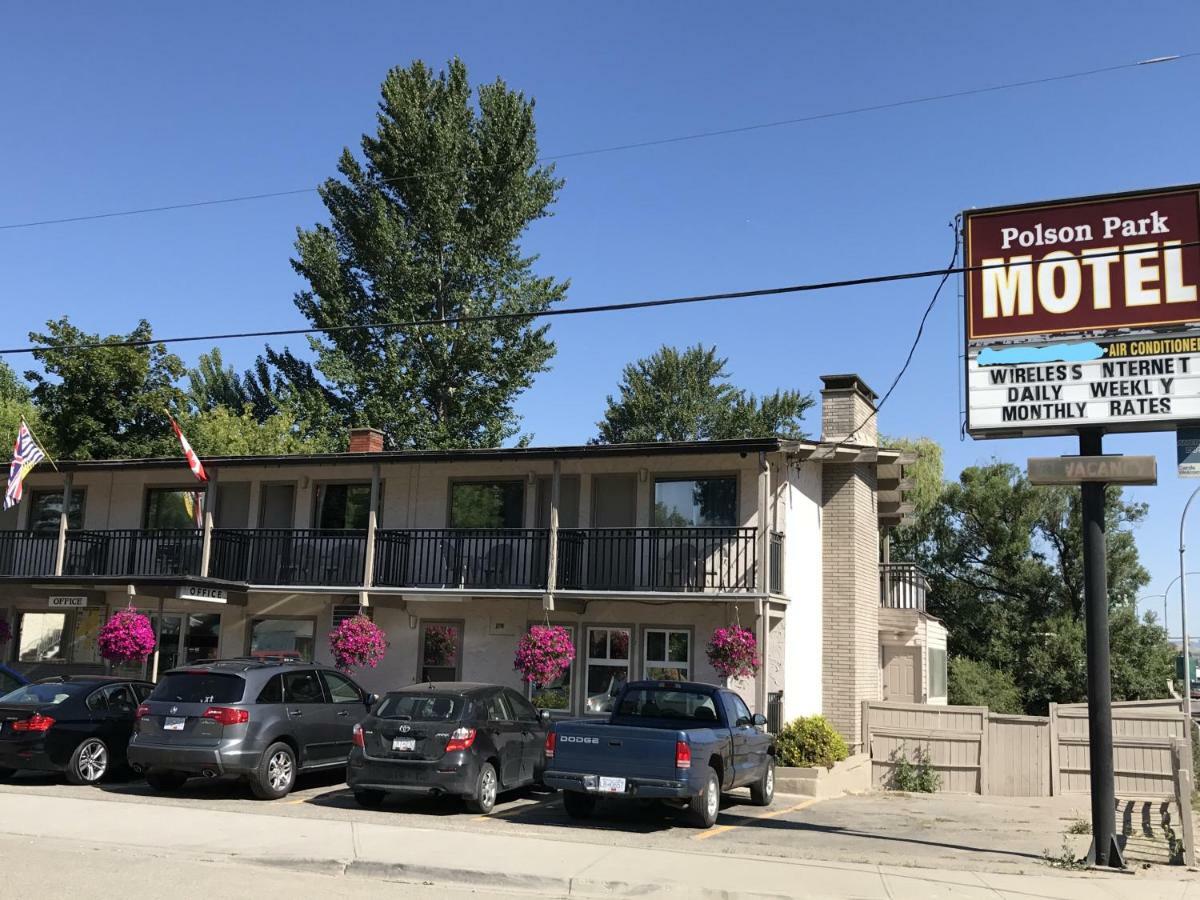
[199, 468, 218, 577]
[53, 472, 73, 576]
[543, 460, 561, 611]
[361, 463, 381, 607]
[756, 454, 770, 714]
[150, 595, 165, 682]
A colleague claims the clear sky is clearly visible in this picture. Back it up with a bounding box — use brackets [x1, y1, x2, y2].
[3, 3, 1200, 633]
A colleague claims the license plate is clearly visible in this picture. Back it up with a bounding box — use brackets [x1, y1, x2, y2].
[392, 738, 416, 751]
[164, 717, 186, 731]
[598, 776, 626, 793]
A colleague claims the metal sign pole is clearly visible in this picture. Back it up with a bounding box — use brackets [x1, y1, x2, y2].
[1079, 428, 1123, 868]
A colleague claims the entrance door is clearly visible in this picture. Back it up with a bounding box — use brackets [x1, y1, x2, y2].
[881, 645, 917, 703]
[590, 475, 637, 589]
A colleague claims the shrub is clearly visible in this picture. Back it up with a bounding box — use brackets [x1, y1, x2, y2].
[775, 715, 849, 769]
[888, 744, 940, 792]
[948, 656, 1023, 714]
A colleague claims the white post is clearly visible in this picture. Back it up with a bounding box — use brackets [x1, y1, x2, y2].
[361, 463, 381, 608]
[53, 472, 73, 576]
[199, 468, 218, 577]
[150, 596, 164, 682]
[1180, 485, 1200, 722]
[543, 460, 560, 612]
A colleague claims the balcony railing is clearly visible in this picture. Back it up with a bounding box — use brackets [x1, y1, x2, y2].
[880, 562, 928, 610]
[0, 532, 58, 577]
[374, 529, 549, 590]
[769, 531, 783, 595]
[63, 529, 204, 578]
[210, 529, 366, 586]
[556, 527, 757, 593]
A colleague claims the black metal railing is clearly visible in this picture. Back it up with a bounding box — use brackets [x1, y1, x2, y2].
[374, 529, 549, 589]
[766, 690, 784, 734]
[0, 532, 58, 577]
[210, 528, 366, 586]
[769, 531, 784, 594]
[63, 529, 203, 577]
[555, 527, 757, 593]
[880, 562, 928, 610]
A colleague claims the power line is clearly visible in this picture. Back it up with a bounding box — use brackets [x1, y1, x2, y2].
[0, 53, 1192, 232]
[1, 242, 1193, 356]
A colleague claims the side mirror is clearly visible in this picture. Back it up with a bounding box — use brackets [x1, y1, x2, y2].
[752, 713, 768, 728]
[539, 709, 551, 725]
[365, 693, 379, 707]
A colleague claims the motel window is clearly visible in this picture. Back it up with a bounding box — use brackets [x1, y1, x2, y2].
[449, 481, 524, 529]
[144, 488, 205, 529]
[184, 614, 221, 663]
[643, 628, 691, 682]
[28, 489, 86, 532]
[527, 624, 575, 713]
[18, 613, 67, 662]
[653, 477, 737, 527]
[315, 483, 372, 530]
[584, 627, 631, 714]
[419, 622, 461, 682]
[250, 618, 316, 662]
[928, 647, 948, 699]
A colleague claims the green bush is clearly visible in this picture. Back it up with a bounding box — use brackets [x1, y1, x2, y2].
[775, 715, 849, 769]
[888, 744, 940, 792]
[948, 656, 1023, 714]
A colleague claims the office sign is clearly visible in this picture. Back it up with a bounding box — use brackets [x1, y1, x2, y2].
[1027, 455, 1157, 486]
[965, 185, 1200, 438]
[175, 586, 228, 603]
[1179, 427, 1200, 477]
[48, 596, 88, 609]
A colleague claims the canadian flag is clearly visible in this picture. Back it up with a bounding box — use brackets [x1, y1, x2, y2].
[169, 416, 207, 482]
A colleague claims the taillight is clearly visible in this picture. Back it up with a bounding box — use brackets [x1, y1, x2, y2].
[12, 713, 55, 733]
[352, 723, 365, 748]
[675, 740, 691, 769]
[544, 731, 556, 759]
[444, 727, 476, 753]
[135, 704, 151, 719]
[202, 706, 249, 726]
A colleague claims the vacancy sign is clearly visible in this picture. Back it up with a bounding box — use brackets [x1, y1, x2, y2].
[965, 185, 1200, 438]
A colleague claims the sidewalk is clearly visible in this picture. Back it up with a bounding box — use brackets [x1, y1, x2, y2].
[1, 792, 1195, 899]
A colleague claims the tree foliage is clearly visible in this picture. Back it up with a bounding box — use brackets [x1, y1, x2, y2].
[881, 435, 943, 522]
[185, 407, 334, 457]
[595, 344, 813, 443]
[947, 656, 1022, 714]
[187, 348, 248, 415]
[0, 360, 41, 452]
[261, 57, 567, 449]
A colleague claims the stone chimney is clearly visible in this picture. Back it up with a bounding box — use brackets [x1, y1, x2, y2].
[820, 374, 879, 447]
[348, 427, 385, 453]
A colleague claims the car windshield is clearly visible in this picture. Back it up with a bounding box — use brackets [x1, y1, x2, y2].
[0, 682, 88, 705]
[615, 688, 720, 722]
[150, 672, 246, 704]
[376, 693, 464, 721]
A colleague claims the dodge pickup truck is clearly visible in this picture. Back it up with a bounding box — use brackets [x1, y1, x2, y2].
[542, 680, 775, 828]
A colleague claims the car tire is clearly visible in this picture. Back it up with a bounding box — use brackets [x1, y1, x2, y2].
[354, 789, 386, 809]
[145, 769, 189, 792]
[561, 790, 596, 819]
[66, 738, 109, 786]
[466, 762, 498, 814]
[689, 767, 720, 828]
[249, 742, 297, 800]
[750, 757, 775, 807]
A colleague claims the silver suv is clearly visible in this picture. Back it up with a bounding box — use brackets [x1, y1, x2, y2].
[128, 658, 375, 800]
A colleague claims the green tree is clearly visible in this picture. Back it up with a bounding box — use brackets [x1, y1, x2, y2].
[262, 58, 566, 449]
[595, 344, 813, 443]
[25, 318, 185, 459]
[187, 349, 248, 414]
[881, 435, 943, 523]
[947, 657, 1022, 713]
[0, 360, 42, 453]
[185, 407, 334, 456]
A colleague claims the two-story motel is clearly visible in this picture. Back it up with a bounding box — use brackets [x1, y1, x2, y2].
[0, 375, 946, 749]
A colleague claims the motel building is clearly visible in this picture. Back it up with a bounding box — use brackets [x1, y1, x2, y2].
[0, 375, 946, 749]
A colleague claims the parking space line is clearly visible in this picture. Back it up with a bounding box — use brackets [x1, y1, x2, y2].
[692, 798, 817, 841]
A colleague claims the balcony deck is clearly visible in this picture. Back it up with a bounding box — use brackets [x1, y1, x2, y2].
[880, 561, 928, 611]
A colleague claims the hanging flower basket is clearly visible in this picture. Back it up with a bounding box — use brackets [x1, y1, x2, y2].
[0, 618, 11, 646]
[97, 609, 157, 665]
[329, 614, 388, 673]
[514, 625, 576, 685]
[706, 625, 760, 680]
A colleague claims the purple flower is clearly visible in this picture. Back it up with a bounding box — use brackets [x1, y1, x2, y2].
[329, 615, 388, 674]
[97, 610, 157, 664]
[705, 625, 760, 680]
[514, 626, 576, 685]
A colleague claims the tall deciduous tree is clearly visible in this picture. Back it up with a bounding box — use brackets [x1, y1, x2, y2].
[25, 318, 185, 459]
[262, 58, 567, 449]
[0, 360, 42, 452]
[595, 344, 813, 443]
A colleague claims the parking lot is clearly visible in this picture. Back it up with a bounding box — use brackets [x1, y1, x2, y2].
[0, 770, 1097, 874]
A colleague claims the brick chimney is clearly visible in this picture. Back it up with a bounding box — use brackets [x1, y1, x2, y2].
[819, 374, 879, 447]
[348, 427, 385, 453]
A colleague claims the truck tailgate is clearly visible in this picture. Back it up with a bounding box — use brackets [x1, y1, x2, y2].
[552, 722, 680, 781]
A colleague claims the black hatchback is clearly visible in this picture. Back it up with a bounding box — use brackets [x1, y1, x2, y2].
[347, 682, 550, 814]
[0, 676, 153, 785]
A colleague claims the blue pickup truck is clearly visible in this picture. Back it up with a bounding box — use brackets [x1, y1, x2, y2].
[542, 681, 775, 828]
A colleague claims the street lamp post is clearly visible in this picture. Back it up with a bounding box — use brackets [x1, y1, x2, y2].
[1181, 486, 1200, 721]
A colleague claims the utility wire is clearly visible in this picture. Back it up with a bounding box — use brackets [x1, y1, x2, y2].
[0, 53, 1191, 232]
[1, 242, 1194, 356]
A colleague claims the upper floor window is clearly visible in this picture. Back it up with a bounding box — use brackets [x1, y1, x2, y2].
[315, 483, 372, 529]
[144, 488, 205, 529]
[28, 489, 86, 532]
[653, 477, 737, 527]
[449, 481, 523, 528]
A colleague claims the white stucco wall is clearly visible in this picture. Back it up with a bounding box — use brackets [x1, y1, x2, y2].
[782, 460, 823, 721]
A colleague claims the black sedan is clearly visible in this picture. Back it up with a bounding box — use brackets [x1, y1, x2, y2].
[0, 676, 153, 785]
[347, 682, 551, 814]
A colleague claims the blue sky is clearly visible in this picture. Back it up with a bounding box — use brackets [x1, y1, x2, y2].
[3, 2, 1200, 631]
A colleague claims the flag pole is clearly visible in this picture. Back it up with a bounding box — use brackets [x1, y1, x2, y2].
[19, 419, 58, 472]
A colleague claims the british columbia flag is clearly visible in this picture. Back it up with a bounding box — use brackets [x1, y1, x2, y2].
[4, 420, 47, 510]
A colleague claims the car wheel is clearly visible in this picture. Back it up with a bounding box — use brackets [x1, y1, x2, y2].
[561, 790, 596, 820]
[465, 762, 498, 814]
[66, 738, 109, 786]
[689, 767, 720, 828]
[354, 789, 385, 809]
[250, 742, 297, 800]
[750, 757, 775, 807]
[145, 769, 189, 792]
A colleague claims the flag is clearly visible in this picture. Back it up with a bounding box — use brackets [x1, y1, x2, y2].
[4, 420, 47, 510]
[168, 415, 207, 482]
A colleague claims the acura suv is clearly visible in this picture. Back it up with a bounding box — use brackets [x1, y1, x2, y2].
[128, 659, 375, 799]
